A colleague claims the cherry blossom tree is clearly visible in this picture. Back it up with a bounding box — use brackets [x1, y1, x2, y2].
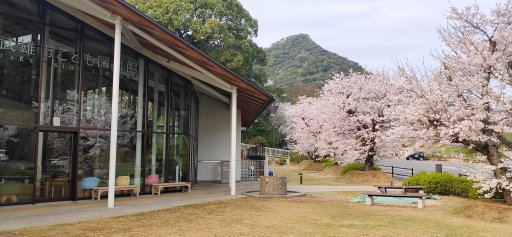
[279, 72, 399, 169]
[278, 96, 330, 162]
[320, 73, 398, 170]
[395, 1, 512, 204]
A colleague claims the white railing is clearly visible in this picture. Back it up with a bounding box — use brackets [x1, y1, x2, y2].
[240, 143, 289, 160]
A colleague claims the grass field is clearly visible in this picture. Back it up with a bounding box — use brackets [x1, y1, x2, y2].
[270, 164, 397, 185]
[270, 164, 342, 185]
[3, 192, 512, 237]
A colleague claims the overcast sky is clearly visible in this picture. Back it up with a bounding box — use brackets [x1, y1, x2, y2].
[238, 0, 502, 72]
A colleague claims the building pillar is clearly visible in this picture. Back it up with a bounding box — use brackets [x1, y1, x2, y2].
[134, 58, 144, 184]
[108, 15, 122, 208]
[230, 87, 237, 195]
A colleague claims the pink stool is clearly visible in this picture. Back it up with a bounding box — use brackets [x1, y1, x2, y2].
[145, 175, 159, 185]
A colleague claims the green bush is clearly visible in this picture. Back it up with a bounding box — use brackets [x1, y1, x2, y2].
[403, 171, 479, 199]
[341, 163, 363, 175]
[288, 151, 309, 165]
[277, 157, 287, 166]
[0, 167, 34, 176]
[318, 157, 335, 167]
[319, 157, 330, 163]
[323, 160, 335, 167]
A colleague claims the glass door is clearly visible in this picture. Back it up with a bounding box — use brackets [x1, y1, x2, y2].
[35, 132, 76, 202]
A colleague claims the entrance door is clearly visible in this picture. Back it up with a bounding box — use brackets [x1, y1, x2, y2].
[35, 132, 76, 202]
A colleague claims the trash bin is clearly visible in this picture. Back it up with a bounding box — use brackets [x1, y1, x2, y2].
[435, 164, 442, 173]
[268, 170, 274, 176]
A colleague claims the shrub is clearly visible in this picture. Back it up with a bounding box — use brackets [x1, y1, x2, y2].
[0, 167, 34, 176]
[318, 157, 335, 167]
[323, 160, 335, 167]
[289, 151, 309, 165]
[403, 171, 479, 199]
[277, 157, 287, 166]
[319, 157, 330, 163]
[246, 136, 267, 146]
[341, 163, 363, 175]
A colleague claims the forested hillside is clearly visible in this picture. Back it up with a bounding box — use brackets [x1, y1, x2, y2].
[266, 34, 365, 97]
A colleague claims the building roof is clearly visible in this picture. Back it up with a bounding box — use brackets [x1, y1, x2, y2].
[78, 0, 273, 127]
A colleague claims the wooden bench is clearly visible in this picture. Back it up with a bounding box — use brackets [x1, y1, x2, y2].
[373, 185, 426, 194]
[363, 192, 427, 208]
[151, 182, 191, 195]
[91, 185, 140, 201]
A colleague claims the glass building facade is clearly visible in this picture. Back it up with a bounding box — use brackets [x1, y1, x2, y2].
[0, 0, 199, 205]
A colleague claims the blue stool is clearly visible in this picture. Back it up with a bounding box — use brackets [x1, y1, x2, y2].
[80, 177, 99, 190]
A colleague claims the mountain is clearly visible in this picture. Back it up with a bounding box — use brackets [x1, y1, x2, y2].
[265, 34, 365, 98]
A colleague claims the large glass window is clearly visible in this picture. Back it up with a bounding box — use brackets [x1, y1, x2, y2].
[39, 7, 81, 127]
[0, 126, 35, 204]
[35, 131, 74, 202]
[145, 62, 167, 182]
[77, 129, 109, 198]
[0, 0, 41, 126]
[168, 134, 189, 182]
[118, 46, 143, 131]
[80, 28, 113, 129]
[170, 75, 190, 135]
[116, 131, 137, 182]
[0, 0, 41, 206]
[77, 130, 141, 198]
[144, 133, 165, 182]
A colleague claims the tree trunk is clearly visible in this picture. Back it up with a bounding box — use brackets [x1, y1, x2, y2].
[363, 154, 374, 171]
[485, 144, 512, 205]
[504, 189, 512, 205]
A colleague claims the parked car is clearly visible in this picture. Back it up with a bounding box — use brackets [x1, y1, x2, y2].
[406, 151, 425, 161]
[51, 156, 70, 167]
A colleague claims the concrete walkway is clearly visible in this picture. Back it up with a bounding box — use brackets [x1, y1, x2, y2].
[0, 182, 375, 231]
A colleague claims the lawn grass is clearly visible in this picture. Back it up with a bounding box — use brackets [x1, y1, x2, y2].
[270, 164, 342, 185]
[271, 164, 396, 185]
[429, 145, 480, 161]
[3, 192, 512, 237]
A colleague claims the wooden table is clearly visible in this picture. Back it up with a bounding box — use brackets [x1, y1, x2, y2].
[44, 178, 69, 198]
[373, 185, 426, 194]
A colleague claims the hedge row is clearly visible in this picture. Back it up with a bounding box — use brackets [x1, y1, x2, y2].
[403, 171, 479, 199]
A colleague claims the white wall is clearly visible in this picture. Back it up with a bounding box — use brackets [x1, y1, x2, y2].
[197, 94, 241, 181]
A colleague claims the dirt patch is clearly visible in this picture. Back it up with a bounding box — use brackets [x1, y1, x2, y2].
[297, 160, 313, 168]
[303, 162, 325, 171]
[337, 170, 399, 185]
[320, 166, 342, 176]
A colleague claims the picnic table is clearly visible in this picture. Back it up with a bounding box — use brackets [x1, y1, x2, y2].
[373, 185, 426, 194]
[363, 192, 428, 208]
